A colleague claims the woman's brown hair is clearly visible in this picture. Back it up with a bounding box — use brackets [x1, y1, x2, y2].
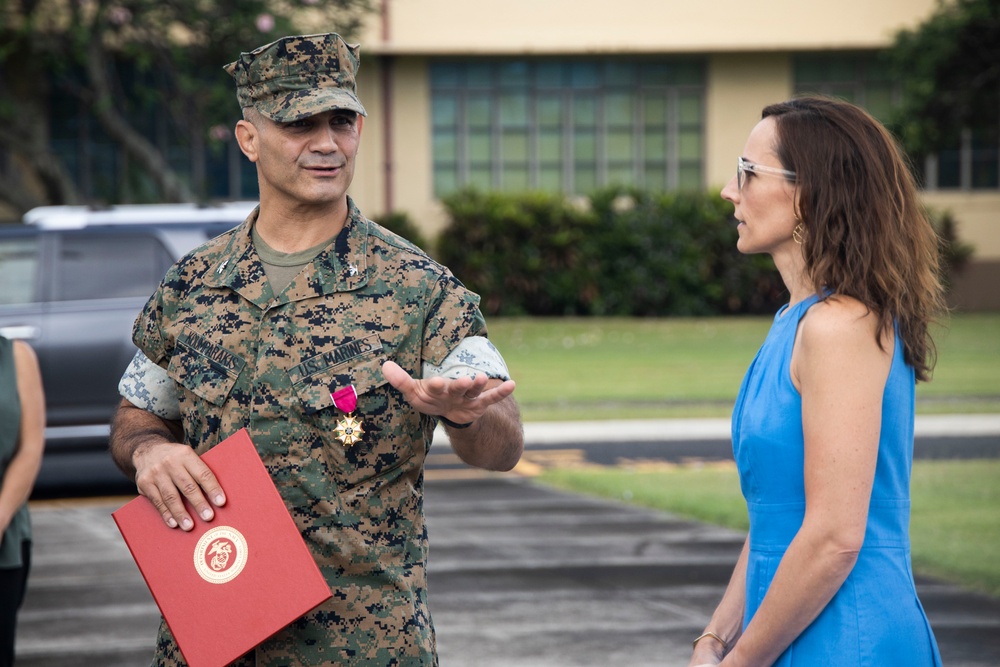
[762, 96, 946, 381]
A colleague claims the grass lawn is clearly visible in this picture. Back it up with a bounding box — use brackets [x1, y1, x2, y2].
[536, 459, 1000, 597]
[497, 312, 999, 595]
[488, 313, 1000, 421]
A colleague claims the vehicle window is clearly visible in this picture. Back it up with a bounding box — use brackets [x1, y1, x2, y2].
[0, 236, 40, 305]
[52, 232, 174, 301]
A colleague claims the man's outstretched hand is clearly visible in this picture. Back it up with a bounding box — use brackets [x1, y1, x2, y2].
[381, 360, 516, 426]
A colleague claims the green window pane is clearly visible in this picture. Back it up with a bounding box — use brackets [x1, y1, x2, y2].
[536, 62, 565, 88]
[574, 166, 597, 193]
[430, 63, 461, 88]
[433, 132, 457, 161]
[500, 93, 529, 127]
[434, 167, 457, 197]
[827, 85, 856, 104]
[433, 96, 458, 127]
[865, 57, 893, 81]
[828, 58, 856, 83]
[467, 94, 492, 127]
[469, 166, 493, 191]
[538, 96, 563, 126]
[972, 127, 1000, 189]
[502, 131, 529, 161]
[678, 92, 702, 125]
[678, 130, 702, 161]
[644, 165, 667, 190]
[643, 131, 667, 160]
[569, 63, 600, 89]
[605, 61, 636, 86]
[574, 132, 596, 161]
[573, 97, 596, 125]
[678, 164, 702, 190]
[429, 56, 710, 198]
[502, 167, 530, 191]
[607, 130, 634, 162]
[466, 62, 493, 88]
[468, 132, 491, 160]
[641, 62, 671, 86]
[673, 61, 703, 86]
[937, 145, 962, 188]
[539, 166, 562, 191]
[864, 84, 895, 122]
[644, 97, 667, 126]
[539, 131, 563, 161]
[794, 56, 825, 83]
[606, 93, 634, 125]
[607, 163, 634, 186]
[499, 61, 530, 87]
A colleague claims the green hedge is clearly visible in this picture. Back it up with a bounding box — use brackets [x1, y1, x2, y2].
[371, 210, 430, 251]
[437, 187, 787, 317]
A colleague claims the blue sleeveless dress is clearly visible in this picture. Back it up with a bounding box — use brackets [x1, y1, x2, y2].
[731, 294, 942, 666]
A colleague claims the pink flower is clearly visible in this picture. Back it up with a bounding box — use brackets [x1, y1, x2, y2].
[256, 13, 275, 32]
[107, 6, 132, 25]
[209, 125, 232, 142]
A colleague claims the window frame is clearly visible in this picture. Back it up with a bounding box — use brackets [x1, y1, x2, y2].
[430, 57, 707, 197]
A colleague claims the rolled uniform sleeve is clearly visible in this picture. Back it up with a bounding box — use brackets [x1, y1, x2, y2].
[423, 336, 511, 381]
[119, 349, 181, 420]
[420, 271, 485, 367]
[132, 283, 171, 367]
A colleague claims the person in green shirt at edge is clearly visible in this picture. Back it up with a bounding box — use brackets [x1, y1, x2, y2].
[0, 335, 45, 667]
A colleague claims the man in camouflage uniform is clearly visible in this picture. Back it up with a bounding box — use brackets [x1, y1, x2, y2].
[109, 33, 523, 666]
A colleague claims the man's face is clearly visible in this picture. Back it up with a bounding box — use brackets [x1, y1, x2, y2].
[237, 109, 364, 210]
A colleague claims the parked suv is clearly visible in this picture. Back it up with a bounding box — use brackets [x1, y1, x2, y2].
[0, 201, 257, 493]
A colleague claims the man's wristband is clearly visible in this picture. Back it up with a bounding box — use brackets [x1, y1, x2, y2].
[439, 416, 474, 429]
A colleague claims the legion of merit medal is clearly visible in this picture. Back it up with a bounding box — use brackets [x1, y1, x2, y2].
[332, 385, 364, 446]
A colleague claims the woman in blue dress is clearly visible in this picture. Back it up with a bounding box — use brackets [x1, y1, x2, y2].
[688, 96, 945, 667]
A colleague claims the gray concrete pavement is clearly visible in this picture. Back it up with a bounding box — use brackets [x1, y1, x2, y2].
[15, 416, 1000, 666]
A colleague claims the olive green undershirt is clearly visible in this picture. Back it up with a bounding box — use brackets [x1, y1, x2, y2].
[251, 225, 336, 295]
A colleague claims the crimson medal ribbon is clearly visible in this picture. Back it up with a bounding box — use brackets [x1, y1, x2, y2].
[331, 385, 364, 446]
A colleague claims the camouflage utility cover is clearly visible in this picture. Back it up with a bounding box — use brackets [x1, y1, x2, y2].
[133, 198, 484, 666]
[224, 33, 367, 121]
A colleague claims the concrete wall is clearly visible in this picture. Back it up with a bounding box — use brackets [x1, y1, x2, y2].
[705, 53, 794, 189]
[358, 0, 938, 54]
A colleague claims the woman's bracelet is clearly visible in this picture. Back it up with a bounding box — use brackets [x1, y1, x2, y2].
[692, 630, 728, 652]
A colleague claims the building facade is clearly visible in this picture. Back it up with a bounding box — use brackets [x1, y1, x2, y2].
[343, 0, 998, 309]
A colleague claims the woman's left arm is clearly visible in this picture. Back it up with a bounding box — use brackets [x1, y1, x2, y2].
[0, 341, 46, 534]
[721, 298, 891, 666]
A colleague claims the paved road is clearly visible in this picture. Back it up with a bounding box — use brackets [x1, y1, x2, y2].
[16, 416, 1000, 666]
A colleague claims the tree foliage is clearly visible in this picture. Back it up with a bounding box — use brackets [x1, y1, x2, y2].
[437, 188, 787, 317]
[0, 0, 375, 212]
[886, 0, 1000, 156]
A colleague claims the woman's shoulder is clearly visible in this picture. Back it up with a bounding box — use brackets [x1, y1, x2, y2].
[800, 295, 881, 349]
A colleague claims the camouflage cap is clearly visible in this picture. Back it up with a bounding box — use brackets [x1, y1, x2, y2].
[224, 33, 367, 122]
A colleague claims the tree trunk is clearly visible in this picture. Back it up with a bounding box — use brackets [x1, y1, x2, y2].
[83, 39, 195, 203]
[0, 55, 81, 214]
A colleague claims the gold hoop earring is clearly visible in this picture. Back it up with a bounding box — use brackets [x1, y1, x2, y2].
[792, 223, 804, 245]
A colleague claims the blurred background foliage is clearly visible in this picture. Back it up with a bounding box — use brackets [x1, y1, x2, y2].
[425, 188, 968, 318]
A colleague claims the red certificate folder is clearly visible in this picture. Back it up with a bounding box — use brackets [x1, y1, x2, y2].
[112, 428, 332, 667]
